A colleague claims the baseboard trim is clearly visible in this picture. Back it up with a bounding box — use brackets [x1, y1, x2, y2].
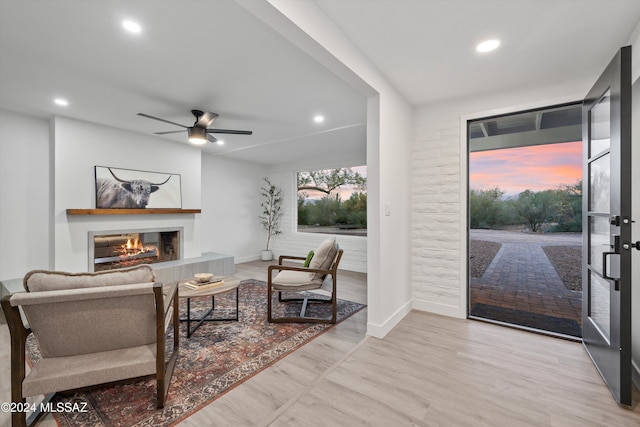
[412, 298, 465, 319]
[366, 300, 412, 339]
[234, 254, 262, 264]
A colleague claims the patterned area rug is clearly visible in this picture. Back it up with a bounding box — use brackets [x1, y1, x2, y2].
[25, 279, 365, 426]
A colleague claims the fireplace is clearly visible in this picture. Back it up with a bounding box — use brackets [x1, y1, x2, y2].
[89, 228, 182, 272]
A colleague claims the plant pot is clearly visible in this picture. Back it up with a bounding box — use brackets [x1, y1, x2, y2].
[261, 250, 273, 261]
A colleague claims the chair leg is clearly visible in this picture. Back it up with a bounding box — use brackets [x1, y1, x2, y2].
[299, 297, 309, 317]
[270, 294, 336, 324]
[13, 411, 26, 427]
[267, 284, 273, 322]
[330, 292, 337, 323]
[2, 298, 29, 427]
[154, 285, 180, 409]
[24, 393, 55, 427]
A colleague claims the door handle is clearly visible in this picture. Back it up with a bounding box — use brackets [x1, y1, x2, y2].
[602, 251, 620, 290]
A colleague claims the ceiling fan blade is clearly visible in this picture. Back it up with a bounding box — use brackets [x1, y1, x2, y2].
[207, 134, 218, 143]
[154, 130, 185, 135]
[195, 111, 219, 128]
[206, 128, 253, 135]
[137, 113, 188, 128]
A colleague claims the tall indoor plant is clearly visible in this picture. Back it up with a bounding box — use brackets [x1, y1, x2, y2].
[259, 177, 283, 261]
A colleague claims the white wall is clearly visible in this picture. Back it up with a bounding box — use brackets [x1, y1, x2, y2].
[248, 0, 414, 337]
[374, 92, 413, 334]
[53, 116, 203, 272]
[0, 109, 51, 279]
[201, 153, 267, 263]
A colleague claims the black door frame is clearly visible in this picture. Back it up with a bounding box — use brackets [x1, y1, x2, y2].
[582, 45, 632, 406]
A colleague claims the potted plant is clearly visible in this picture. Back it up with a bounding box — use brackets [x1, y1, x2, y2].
[259, 177, 283, 261]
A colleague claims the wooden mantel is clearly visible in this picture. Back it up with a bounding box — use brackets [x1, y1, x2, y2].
[66, 208, 201, 215]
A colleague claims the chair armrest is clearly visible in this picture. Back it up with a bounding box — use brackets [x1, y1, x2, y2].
[153, 282, 179, 408]
[278, 255, 307, 265]
[10, 283, 157, 306]
[160, 282, 178, 317]
[1, 295, 31, 339]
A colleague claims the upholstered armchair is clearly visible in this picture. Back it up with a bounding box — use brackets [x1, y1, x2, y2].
[0, 265, 179, 427]
[267, 237, 343, 324]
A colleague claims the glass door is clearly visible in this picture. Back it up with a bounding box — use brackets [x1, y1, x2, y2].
[582, 46, 632, 406]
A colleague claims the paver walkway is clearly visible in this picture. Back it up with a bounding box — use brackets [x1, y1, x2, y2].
[469, 230, 582, 329]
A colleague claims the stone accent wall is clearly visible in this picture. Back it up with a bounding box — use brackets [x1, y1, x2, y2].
[411, 119, 464, 315]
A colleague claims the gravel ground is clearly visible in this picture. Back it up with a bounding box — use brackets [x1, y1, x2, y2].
[542, 245, 582, 291]
[469, 240, 501, 278]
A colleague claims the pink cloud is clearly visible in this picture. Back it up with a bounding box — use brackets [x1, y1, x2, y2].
[470, 141, 582, 196]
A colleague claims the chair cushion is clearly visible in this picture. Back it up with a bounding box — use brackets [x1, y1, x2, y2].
[272, 270, 323, 291]
[24, 264, 156, 292]
[308, 237, 338, 280]
[303, 250, 314, 267]
[22, 344, 157, 398]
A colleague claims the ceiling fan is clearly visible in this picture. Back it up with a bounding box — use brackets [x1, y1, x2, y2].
[137, 109, 253, 145]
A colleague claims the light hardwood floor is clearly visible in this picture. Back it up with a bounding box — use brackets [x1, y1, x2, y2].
[1, 260, 639, 426]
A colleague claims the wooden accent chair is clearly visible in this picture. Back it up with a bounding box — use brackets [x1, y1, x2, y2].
[267, 237, 343, 324]
[0, 265, 179, 427]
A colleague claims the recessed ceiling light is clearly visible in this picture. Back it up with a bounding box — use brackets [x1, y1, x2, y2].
[54, 98, 69, 106]
[476, 39, 500, 53]
[122, 20, 142, 34]
[314, 115, 325, 123]
[216, 140, 224, 146]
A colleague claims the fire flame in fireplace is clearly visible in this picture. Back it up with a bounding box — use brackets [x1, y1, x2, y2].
[119, 237, 157, 258]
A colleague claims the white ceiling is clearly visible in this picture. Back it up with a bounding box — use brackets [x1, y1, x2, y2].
[0, 0, 367, 165]
[1, 0, 639, 166]
[315, 0, 640, 105]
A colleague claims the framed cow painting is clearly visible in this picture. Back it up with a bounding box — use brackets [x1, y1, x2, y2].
[94, 166, 182, 209]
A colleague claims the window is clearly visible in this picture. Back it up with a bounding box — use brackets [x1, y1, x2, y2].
[296, 166, 367, 236]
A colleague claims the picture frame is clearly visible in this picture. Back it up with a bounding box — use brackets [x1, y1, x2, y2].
[94, 166, 182, 209]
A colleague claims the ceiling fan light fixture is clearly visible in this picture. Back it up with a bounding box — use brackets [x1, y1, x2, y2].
[139, 110, 253, 145]
[188, 127, 208, 145]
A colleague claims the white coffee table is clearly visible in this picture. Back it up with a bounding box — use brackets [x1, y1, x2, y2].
[178, 276, 240, 338]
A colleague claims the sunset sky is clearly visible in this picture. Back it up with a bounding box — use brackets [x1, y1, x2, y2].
[469, 141, 582, 197]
